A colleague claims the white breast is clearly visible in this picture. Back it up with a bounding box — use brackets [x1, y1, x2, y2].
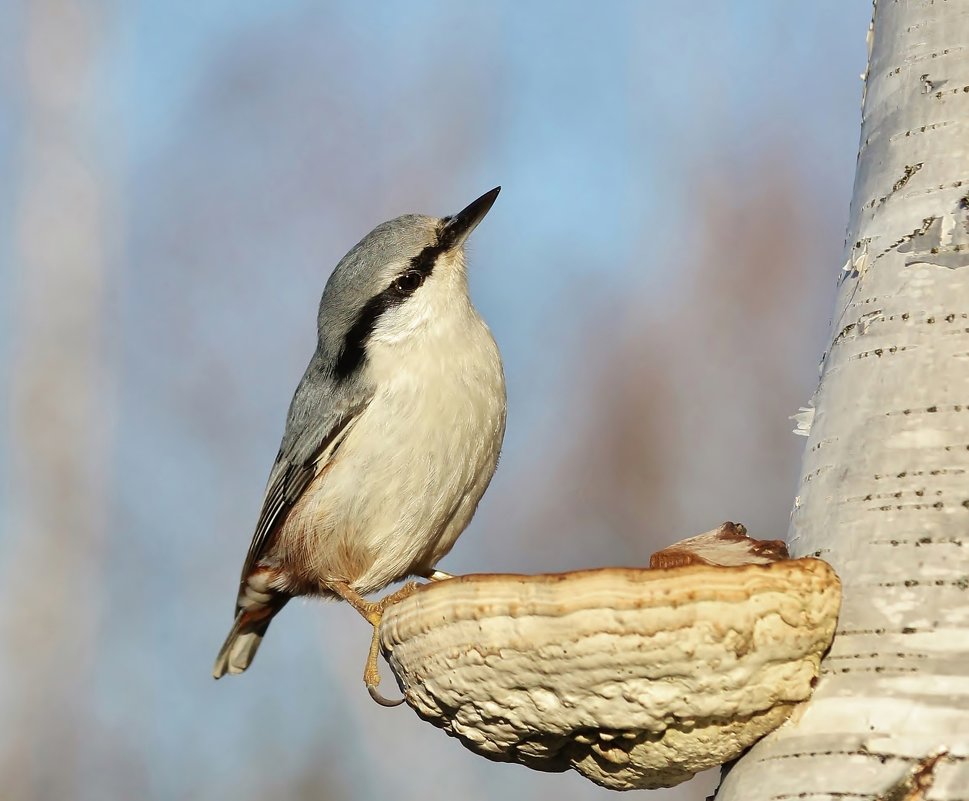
[279, 295, 506, 596]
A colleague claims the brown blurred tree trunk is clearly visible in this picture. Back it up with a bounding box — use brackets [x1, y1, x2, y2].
[718, 2, 969, 798]
[4, 1, 115, 798]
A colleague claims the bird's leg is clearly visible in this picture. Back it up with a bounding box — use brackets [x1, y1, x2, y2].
[424, 569, 454, 582]
[327, 580, 422, 707]
[327, 580, 382, 625]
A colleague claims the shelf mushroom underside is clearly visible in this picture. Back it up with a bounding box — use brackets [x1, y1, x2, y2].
[379, 560, 840, 790]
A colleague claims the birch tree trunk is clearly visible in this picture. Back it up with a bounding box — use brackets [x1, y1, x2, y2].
[717, 2, 969, 799]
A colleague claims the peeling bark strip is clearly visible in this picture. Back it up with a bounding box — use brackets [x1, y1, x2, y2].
[876, 751, 947, 801]
[649, 522, 790, 568]
[718, 2, 969, 800]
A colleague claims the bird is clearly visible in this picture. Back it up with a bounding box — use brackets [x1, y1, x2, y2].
[213, 187, 507, 705]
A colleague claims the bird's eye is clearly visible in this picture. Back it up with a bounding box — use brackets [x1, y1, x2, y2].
[394, 270, 425, 294]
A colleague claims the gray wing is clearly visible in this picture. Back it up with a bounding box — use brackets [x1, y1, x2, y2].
[239, 361, 373, 587]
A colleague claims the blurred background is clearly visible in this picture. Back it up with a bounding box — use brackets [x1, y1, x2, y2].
[0, 2, 871, 800]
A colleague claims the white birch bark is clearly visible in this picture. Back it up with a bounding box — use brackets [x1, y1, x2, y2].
[717, 2, 969, 799]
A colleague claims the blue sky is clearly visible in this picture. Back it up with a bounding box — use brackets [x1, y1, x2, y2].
[2, 3, 872, 800]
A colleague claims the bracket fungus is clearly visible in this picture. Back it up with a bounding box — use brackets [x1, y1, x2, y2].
[377, 524, 841, 790]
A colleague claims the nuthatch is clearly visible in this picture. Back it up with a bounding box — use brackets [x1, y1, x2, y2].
[213, 188, 506, 705]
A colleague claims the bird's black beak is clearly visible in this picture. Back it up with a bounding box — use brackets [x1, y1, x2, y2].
[441, 187, 500, 249]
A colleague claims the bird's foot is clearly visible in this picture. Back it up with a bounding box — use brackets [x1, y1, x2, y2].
[376, 581, 422, 609]
[364, 624, 403, 707]
[424, 569, 454, 582]
[363, 582, 423, 706]
[328, 581, 422, 707]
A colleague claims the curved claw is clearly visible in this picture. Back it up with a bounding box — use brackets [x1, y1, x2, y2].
[367, 683, 405, 707]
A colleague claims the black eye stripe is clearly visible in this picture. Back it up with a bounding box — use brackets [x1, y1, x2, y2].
[334, 230, 448, 380]
[408, 238, 446, 277]
[334, 289, 401, 378]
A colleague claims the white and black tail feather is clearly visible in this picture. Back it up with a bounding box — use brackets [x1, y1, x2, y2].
[212, 594, 288, 679]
